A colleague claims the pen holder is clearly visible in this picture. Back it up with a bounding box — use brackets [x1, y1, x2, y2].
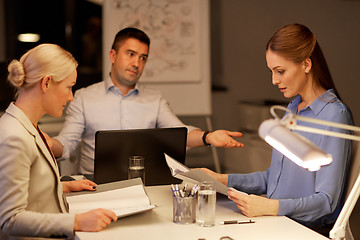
[173, 195, 196, 224]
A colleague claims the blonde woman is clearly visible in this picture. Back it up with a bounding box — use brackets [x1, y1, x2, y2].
[0, 44, 117, 239]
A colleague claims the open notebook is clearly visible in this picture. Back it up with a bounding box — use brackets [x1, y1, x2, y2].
[65, 178, 156, 218]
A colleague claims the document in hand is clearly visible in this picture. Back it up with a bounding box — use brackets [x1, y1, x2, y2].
[65, 178, 156, 218]
[165, 154, 247, 196]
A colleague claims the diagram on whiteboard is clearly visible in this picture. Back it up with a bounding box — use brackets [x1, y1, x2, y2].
[111, 0, 203, 82]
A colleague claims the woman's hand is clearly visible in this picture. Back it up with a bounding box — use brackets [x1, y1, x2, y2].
[74, 209, 117, 232]
[227, 189, 279, 217]
[200, 168, 228, 185]
[62, 179, 97, 194]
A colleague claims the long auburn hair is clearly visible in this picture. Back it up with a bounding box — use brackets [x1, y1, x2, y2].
[266, 23, 341, 100]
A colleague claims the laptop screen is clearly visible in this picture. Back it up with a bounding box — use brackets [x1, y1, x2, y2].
[94, 127, 187, 186]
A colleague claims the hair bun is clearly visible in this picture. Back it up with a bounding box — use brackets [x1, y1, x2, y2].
[7, 60, 26, 87]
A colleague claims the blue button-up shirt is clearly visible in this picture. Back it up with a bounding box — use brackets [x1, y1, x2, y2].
[228, 89, 353, 227]
[55, 76, 195, 174]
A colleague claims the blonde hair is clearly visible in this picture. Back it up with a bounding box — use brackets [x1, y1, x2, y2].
[7, 43, 78, 94]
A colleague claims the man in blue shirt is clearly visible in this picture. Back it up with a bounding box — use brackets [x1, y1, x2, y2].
[50, 27, 243, 174]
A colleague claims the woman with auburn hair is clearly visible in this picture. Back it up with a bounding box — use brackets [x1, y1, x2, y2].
[202, 23, 353, 236]
[0, 43, 117, 239]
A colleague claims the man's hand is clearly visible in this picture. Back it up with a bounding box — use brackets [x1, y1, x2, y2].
[206, 130, 244, 148]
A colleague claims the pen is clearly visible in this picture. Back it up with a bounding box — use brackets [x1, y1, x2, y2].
[219, 219, 255, 225]
[180, 189, 185, 198]
[189, 184, 199, 197]
[174, 184, 181, 197]
[171, 184, 177, 197]
[183, 183, 188, 193]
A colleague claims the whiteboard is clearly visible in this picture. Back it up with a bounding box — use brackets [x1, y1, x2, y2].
[102, 0, 211, 116]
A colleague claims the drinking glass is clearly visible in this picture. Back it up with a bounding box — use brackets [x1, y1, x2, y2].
[128, 155, 145, 184]
[196, 181, 216, 227]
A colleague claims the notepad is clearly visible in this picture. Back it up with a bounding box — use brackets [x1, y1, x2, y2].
[66, 179, 156, 218]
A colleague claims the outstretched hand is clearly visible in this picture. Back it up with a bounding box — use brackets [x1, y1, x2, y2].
[206, 130, 244, 148]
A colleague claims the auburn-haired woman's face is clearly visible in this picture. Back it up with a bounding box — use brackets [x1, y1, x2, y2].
[266, 50, 309, 99]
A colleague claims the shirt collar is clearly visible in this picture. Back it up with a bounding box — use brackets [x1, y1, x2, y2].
[104, 74, 114, 91]
[104, 74, 140, 96]
[288, 89, 337, 116]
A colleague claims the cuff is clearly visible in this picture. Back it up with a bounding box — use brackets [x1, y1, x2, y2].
[277, 199, 296, 216]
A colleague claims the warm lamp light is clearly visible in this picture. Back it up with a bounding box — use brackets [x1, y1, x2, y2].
[17, 33, 40, 43]
[258, 105, 360, 240]
[259, 118, 332, 171]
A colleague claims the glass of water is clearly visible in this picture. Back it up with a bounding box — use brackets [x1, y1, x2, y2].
[196, 181, 216, 227]
[128, 155, 145, 184]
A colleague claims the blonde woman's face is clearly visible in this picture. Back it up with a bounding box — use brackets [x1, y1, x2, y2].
[44, 69, 77, 118]
[266, 50, 308, 99]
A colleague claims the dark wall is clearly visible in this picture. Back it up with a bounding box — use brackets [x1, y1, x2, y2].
[0, 62, 15, 111]
[0, 0, 102, 112]
[211, 0, 360, 130]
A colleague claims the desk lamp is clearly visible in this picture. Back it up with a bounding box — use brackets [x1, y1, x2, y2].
[258, 105, 360, 240]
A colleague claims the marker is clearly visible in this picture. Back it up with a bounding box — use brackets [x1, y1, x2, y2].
[188, 184, 199, 197]
[180, 189, 185, 198]
[183, 183, 188, 193]
[219, 219, 255, 225]
[174, 184, 181, 197]
[171, 184, 179, 197]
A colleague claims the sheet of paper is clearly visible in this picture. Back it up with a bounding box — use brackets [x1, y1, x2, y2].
[180, 168, 230, 195]
[165, 154, 190, 175]
[165, 154, 247, 196]
[112, 205, 156, 218]
[66, 185, 155, 216]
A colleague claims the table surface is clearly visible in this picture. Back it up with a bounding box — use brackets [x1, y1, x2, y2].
[75, 185, 329, 240]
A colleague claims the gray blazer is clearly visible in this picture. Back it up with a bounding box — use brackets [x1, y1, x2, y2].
[0, 103, 75, 239]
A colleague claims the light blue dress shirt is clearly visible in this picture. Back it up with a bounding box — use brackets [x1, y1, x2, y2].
[228, 89, 353, 227]
[55, 76, 195, 174]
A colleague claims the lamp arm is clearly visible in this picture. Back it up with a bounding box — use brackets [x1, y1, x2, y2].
[296, 115, 360, 133]
[289, 125, 360, 142]
[271, 105, 360, 134]
[330, 171, 360, 239]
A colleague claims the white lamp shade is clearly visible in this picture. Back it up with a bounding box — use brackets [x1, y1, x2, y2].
[259, 119, 332, 171]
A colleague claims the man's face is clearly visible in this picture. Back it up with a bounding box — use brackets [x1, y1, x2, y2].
[109, 38, 149, 88]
